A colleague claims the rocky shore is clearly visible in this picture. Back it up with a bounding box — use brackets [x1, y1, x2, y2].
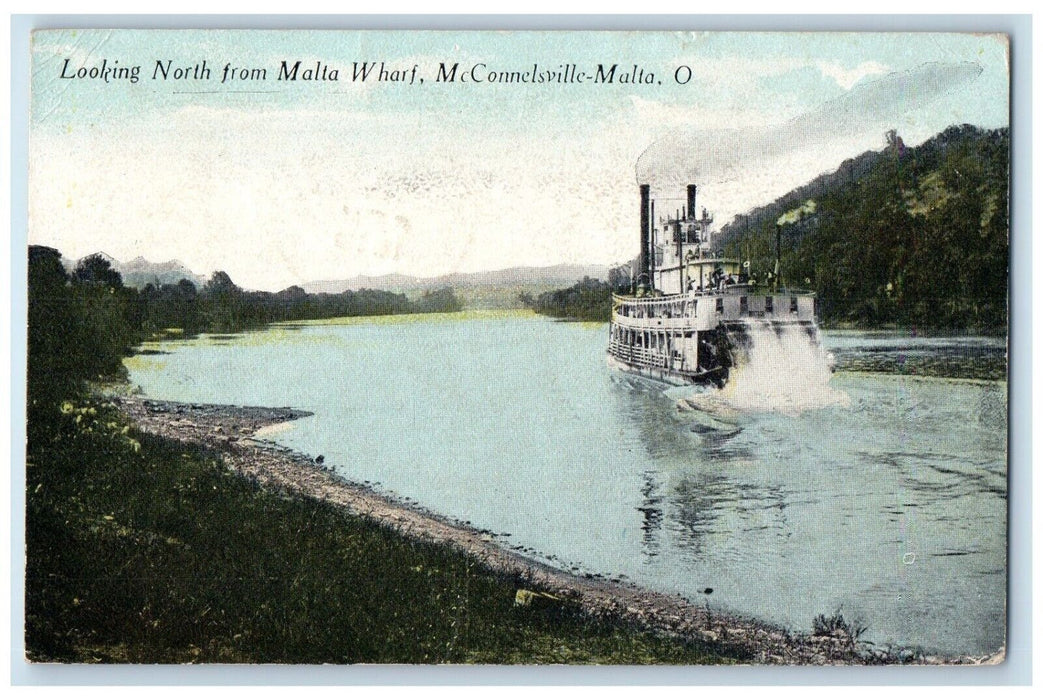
[117, 396, 981, 666]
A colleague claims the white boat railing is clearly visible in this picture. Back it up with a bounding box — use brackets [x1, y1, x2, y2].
[608, 339, 669, 368]
[612, 287, 815, 306]
[607, 339, 715, 380]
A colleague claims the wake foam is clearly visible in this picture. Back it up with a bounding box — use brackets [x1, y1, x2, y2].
[683, 321, 848, 416]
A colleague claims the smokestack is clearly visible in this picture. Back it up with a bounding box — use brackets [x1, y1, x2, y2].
[675, 209, 682, 259]
[639, 185, 650, 290]
[649, 199, 656, 287]
[775, 223, 782, 291]
[687, 185, 697, 221]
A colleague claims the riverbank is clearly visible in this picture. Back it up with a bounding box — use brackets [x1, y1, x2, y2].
[112, 395, 981, 665]
[30, 394, 735, 664]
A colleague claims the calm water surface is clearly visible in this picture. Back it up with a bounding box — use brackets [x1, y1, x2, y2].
[127, 312, 1007, 656]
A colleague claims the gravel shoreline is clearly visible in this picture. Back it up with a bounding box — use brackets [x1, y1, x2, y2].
[117, 395, 984, 666]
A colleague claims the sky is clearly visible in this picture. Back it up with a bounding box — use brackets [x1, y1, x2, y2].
[28, 30, 1009, 291]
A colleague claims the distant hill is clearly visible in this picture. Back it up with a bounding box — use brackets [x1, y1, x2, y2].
[302, 264, 611, 293]
[63, 253, 206, 290]
[303, 264, 611, 309]
[302, 273, 420, 293]
[117, 256, 207, 290]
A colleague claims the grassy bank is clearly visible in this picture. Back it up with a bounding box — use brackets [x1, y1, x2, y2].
[25, 399, 738, 664]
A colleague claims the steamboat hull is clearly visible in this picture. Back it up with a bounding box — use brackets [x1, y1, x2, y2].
[607, 290, 819, 387]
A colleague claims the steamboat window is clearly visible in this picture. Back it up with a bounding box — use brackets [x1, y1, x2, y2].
[790, 296, 798, 313]
[765, 296, 773, 312]
[740, 296, 748, 314]
[715, 298, 723, 313]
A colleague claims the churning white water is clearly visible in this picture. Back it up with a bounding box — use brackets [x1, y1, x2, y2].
[699, 321, 848, 415]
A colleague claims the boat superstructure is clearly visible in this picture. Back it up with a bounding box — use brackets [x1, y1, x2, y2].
[608, 183, 820, 386]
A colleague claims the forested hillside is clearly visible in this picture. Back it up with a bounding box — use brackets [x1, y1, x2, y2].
[718, 125, 1009, 333]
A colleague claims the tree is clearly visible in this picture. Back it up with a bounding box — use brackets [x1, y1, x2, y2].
[203, 270, 238, 296]
[200, 271, 244, 331]
[28, 247, 82, 418]
[74, 254, 123, 288]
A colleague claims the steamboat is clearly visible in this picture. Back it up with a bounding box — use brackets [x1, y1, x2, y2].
[608, 183, 821, 386]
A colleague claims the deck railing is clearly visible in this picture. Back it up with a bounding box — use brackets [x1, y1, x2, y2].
[608, 339, 669, 369]
[607, 339, 713, 381]
[612, 286, 815, 305]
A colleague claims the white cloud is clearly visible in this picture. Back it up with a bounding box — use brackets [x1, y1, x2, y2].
[816, 60, 889, 90]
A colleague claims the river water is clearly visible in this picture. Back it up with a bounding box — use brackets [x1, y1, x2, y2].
[126, 312, 1007, 657]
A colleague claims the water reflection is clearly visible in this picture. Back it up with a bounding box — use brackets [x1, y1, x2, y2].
[669, 471, 735, 558]
[609, 370, 811, 565]
[638, 470, 664, 559]
[668, 469, 793, 563]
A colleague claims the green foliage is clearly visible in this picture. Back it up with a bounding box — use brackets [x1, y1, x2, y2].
[73, 253, 124, 288]
[27, 247, 142, 433]
[137, 279, 203, 332]
[523, 277, 615, 322]
[525, 127, 1008, 333]
[25, 402, 734, 664]
[28, 247, 84, 414]
[720, 125, 1009, 333]
[413, 287, 464, 314]
[137, 272, 462, 334]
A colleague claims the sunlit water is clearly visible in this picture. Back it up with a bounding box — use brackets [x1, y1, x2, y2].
[126, 312, 1007, 656]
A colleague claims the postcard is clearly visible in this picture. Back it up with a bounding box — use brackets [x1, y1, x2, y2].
[24, 28, 1010, 666]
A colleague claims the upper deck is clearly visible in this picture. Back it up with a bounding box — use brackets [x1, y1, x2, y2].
[639, 185, 760, 297]
[612, 287, 817, 331]
[625, 182, 820, 330]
